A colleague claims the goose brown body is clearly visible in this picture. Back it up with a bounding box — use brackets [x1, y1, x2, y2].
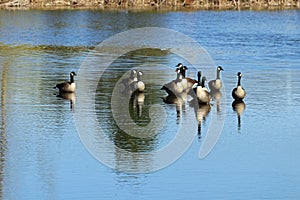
[55, 71, 77, 93]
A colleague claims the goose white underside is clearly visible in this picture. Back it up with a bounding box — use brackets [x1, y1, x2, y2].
[209, 79, 222, 91]
[235, 86, 246, 99]
[58, 83, 76, 93]
[196, 87, 210, 103]
[137, 81, 145, 92]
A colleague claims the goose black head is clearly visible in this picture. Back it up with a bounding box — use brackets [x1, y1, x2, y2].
[130, 69, 137, 78]
[137, 71, 143, 80]
[131, 69, 137, 75]
[217, 66, 224, 71]
[237, 72, 242, 77]
[176, 63, 183, 68]
[70, 71, 77, 76]
[182, 65, 188, 70]
[197, 71, 202, 77]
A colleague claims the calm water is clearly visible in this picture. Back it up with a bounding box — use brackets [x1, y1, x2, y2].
[0, 9, 300, 199]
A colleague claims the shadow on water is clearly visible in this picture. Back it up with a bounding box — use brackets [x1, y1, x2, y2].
[232, 100, 246, 131]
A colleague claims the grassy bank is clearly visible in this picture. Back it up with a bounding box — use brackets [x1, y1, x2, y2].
[0, 0, 299, 10]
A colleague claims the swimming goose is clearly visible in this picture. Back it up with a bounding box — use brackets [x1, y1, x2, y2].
[120, 69, 137, 92]
[180, 65, 197, 93]
[190, 70, 201, 97]
[130, 71, 145, 93]
[55, 71, 77, 93]
[232, 72, 246, 101]
[197, 76, 210, 104]
[209, 66, 224, 91]
[161, 67, 184, 96]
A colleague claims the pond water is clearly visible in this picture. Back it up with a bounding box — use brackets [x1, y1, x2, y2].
[0, 9, 300, 199]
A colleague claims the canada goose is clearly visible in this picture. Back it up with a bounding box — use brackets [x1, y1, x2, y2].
[209, 66, 224, 91]
[232, 72, 246, 101]
[189, 70, 201, 98]
[130, 71, 145, 93]
[120, 69, 137, 92]
[196, 75, 210, 104]
[161, 67, 184, 96]
[180, 65, 197, 92]
[55, 71, 77, 93]
[176, 62, 184, 69]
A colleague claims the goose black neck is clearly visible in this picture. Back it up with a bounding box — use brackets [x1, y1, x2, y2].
[175, 71, 180, 80]
[237, 76, 241, 86]
[70, 74, 75, 83]
[137, 73, 141, 81]
[201, 79, 206, 88]
[216, 69, 221, 79]
[180, 68, 186, 78]
[197, 73, 201, 86]
[130, 73, 134, 79]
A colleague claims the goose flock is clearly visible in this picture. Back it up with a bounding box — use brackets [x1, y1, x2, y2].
[55, 64, 246, 129]
[55, 65, 247, 106]
[159, 63, 246, 105]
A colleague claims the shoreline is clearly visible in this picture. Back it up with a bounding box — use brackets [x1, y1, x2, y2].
[0, 0, 299, 11]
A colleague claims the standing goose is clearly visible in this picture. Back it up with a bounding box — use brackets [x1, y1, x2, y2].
[232, 72, 246, 101]
[209, 66, 224, 91]
[196, 74, 210, 104]
[55, 71, 77, 93]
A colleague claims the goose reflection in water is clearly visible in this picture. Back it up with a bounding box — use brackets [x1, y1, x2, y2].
[57, 92, 76, 111]
[210, 90, 222, 113]
[162, 92, 188, 122]
[131, 92, 145, 118]
[232, 100, 246, 130]
[189, 99, 211, 139]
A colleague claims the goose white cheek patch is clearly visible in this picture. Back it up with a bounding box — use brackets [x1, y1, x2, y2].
[74, 27, 226, 173]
